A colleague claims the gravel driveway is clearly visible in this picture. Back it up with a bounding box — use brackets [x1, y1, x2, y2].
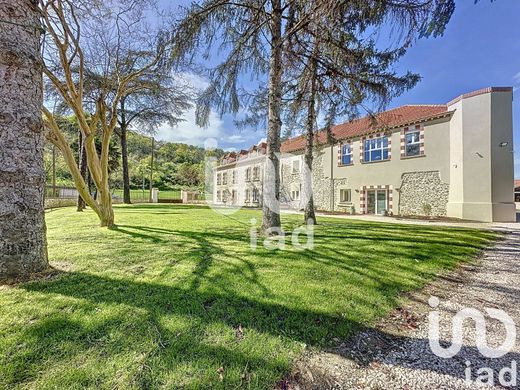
[281, 230, 520, 389]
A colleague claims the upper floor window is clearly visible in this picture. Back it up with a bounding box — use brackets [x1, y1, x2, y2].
[232, 170, 237, 184]
[217, 173, 222, 185]
[364, 136, 389, 162]
[245, 167, 251, 181]
[252, 166, 260, 180]
[292, 160, 300, 174]
[405, 131, 420, 157]
[222, 172, 228, 185]
[341, 144, 352, 165]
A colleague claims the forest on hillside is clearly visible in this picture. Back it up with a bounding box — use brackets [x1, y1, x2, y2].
[44, 119, 224, 194]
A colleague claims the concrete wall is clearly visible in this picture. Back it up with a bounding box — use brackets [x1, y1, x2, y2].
[447, 89, 515, 222]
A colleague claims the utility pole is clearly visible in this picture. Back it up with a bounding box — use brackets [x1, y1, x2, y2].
[149, 136, 154, 202]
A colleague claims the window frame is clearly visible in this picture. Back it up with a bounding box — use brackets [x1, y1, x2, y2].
[339, 189, 351, 203]
[363, 136, 389, 163]
[405, 130, 421, 157]
[292, 159, 301, 174]
[341, 143, 352, 166]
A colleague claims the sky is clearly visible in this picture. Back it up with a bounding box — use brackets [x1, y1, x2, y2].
[155, 0, 520, 177]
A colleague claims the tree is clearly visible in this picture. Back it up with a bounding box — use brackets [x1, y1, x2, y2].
[285, 1, 456, 225]
[174, 0, 304, 233]
[174, 0, 455, 232]
[40, 0, 175, 227]
[0, 0, 48, 277]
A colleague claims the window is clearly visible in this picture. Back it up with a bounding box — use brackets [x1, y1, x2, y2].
[232, 170, 237, 184]
[291, 189, 300, 200]
[222, 172, 228, 185]
[232, 190, 237, 204]
[217, 173, 222, 185]
[341, 144, 352, 165]
[292, 160, 300, 174]
[216, 190, 221, 202]
[222, 190, 228, 202]
[340, 189, 351, 203]
[364, 136, 389, 162]
[245, 168, 251, 181]
[253, 166, 260, 180]
[405, 130, 420, 157]
[245, 189, 250, 202]
[252, 188, 259, 202]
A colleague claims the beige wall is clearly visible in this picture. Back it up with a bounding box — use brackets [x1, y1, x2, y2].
[447, 90, 515, 222]
[316, 117, 452, 214]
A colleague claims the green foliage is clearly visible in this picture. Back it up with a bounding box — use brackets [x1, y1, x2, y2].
[44, 129, 226, 192]
[0, 205, 497, 388]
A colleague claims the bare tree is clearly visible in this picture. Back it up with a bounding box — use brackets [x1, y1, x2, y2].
[40, 0, 175, 227]
[0, 0, 48, 277]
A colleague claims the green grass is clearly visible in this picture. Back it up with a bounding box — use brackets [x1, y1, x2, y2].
[0, 205, 497, 389]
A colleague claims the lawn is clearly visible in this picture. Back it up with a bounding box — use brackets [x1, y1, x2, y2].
[0, 205, 497, 389]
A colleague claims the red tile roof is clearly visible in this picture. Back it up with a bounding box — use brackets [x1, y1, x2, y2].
[281, 105, 451, 153]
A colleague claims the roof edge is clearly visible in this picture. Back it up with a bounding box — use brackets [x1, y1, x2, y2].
[447, 87, 513, 107]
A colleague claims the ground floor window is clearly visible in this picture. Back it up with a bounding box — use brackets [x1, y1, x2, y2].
[291, 189, 300, 200]
[252, 188, 259, 202]
[216, 190, 221, 202]
[340, 189, 351, 203]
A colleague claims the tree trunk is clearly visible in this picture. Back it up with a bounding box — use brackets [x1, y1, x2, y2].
[149, 136, 154, 203]
[77, 129, 87, 211]
[262, 0, 282, 234]
[303, 42, 318, 226]
[0, 0, 49, 277]
[120, 99, 131, 204]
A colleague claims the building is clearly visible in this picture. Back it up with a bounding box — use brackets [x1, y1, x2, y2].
[214, 87, 516, 222]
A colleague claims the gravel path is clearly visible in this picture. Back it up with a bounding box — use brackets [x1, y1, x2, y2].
[282, 230, 520, 389]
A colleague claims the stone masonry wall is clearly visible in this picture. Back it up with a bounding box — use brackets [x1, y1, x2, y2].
[398, 171, 449, 217]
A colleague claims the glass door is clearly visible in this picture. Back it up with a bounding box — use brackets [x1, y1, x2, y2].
[376, 190, 387, 215]
[367, 190, 376, 214]
[366, 189, 387, 215]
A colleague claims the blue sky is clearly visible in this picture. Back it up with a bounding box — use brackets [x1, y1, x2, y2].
[155, 0, 520, 177]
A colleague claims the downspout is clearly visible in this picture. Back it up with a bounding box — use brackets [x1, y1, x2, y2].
[330, 144, 334, 212]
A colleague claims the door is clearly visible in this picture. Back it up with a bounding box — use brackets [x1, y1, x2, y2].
[366, 189, 387, 215]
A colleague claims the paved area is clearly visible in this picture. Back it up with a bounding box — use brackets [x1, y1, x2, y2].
[282, 231, 520, 389]
[281, 210, 520, 231]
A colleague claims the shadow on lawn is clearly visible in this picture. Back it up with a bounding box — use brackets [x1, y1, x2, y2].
[12, 212, 498, 387]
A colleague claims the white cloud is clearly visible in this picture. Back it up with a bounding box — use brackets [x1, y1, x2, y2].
[226, 134, 247, 144]
[156, 107, 225, 146]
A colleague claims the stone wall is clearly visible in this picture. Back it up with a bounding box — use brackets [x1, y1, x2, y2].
[398, 171, 449, 217]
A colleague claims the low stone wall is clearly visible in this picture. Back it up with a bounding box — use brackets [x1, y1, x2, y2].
[398, 171, 449, 217]
[44, 198, 77, 209]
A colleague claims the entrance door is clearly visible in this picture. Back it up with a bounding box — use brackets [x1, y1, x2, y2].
[366, 189, 387, 215]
